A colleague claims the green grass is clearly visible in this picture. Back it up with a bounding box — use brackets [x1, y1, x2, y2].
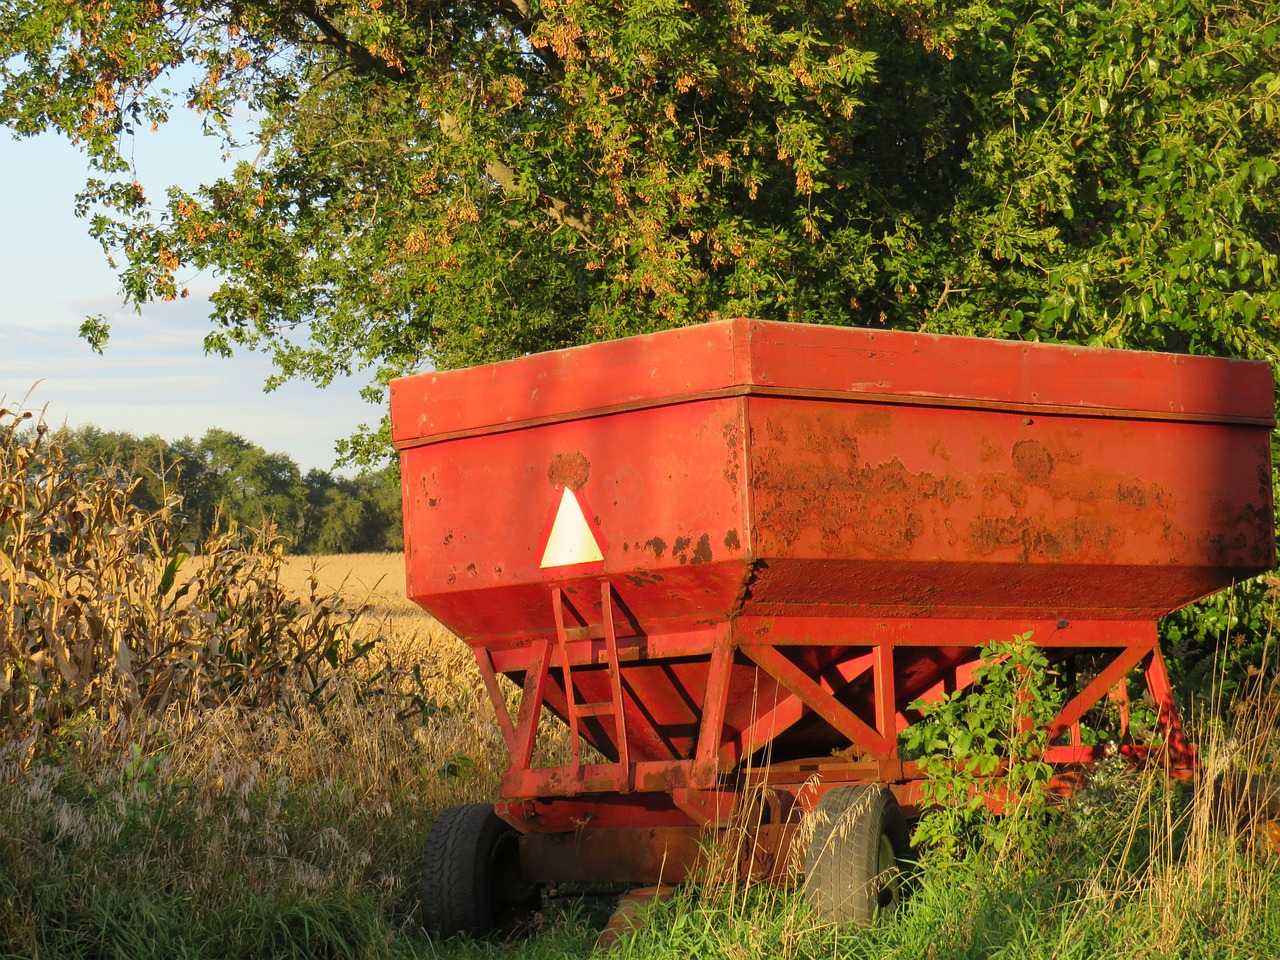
[3, 744, 1277, 960]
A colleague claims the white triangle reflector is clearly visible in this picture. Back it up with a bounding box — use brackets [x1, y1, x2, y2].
[540, 487, 605, 568]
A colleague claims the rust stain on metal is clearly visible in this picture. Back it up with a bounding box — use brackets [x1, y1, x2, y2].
[980, 472, 1030, 509]
[850, 408, 894, 435]
[672, 536, 692, 563]
[644, 536, 668, 559]
[754, 409, 968, 558]
[548, 450, 591, 489]
[969, 515, 1122, 562]
[749, 409, 1235, 567]
[1011, 439, 1054, 483]
[731, 557, 765, 612]
[724, 529, 741, 550]
[624, 571, 665, 587]
[1199, 499, 1273, 566]
[722, 420, 741, 486]
[969, 439, 1182, 562]
[1049, 470, 1169, 508]
[690, 534, 713, 565]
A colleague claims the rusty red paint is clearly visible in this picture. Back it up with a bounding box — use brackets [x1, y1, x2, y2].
[392, 319, 1273, 888]
[547, 450, 591, 490]
[519, 824, 796, 884]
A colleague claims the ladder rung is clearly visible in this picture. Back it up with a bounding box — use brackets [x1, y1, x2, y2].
[577, 701, 616, 717]
[561, 624, 605, 642]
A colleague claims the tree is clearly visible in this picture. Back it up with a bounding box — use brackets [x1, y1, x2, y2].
[2, 1, 1278, 462]
[195, 428, 306, 542]
[54, 424, 403, 552]
[58, 425, 179, 513]
[297, 464, 402, 553]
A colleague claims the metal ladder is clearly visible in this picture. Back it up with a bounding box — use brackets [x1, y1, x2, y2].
[550, 580, 631, 786]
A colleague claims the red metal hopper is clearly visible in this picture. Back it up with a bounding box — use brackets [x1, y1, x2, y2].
[393, 319, 1274, 933]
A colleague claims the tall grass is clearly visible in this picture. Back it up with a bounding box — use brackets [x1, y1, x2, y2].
[0, 407, 511, 957]
[611, 685, 1280, 960]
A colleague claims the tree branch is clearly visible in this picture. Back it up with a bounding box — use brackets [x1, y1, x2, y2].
[292, 0, 407, 79]
[499, 0, 533, 25]
[436, 110, 593, 236]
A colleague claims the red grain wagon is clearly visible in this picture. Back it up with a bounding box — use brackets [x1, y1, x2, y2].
[390, 319, 1275, 934]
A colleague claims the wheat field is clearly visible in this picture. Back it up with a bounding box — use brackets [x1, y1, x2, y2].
[276, 552, 491, 717]
[278, 552, 417, 623]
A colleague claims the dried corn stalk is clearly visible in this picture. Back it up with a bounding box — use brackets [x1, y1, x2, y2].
[0, 407, 382, 754]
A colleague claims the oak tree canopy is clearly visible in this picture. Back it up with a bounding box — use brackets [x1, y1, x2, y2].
[3, 0, 1278, 460]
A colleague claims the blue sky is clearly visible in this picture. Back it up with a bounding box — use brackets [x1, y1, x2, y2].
[0, 113, 379, 472]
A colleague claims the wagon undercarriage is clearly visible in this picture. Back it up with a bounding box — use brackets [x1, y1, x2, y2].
[483, 595, 1194, 885]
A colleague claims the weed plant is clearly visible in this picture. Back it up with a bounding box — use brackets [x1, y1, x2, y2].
[901, 635, 1064, 860]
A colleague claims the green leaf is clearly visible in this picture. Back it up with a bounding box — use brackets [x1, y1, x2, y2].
[158, 548, 191, 597]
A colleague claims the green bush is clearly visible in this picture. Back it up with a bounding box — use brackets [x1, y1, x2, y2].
[902, 635, 1064, 860]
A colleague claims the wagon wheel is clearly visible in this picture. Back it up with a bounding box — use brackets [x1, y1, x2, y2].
[420, 803, 540, 938]
[803, 785, 914, 925]
[1213, 773, 1280, 853]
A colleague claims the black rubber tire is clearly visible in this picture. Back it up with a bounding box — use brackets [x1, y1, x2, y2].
[803, 785, 914, 926]
[1214, 773, 1280, 830]
[420, 803, 538, 939]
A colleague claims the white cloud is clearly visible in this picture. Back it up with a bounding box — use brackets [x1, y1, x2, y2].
[0, 129, 381, 472]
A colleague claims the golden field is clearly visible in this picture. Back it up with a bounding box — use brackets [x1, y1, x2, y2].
[277, 551, 489, 717]
[278, 551, 418, 624]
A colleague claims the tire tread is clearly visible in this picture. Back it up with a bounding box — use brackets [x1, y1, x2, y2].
[804, 785, 912, 925]
[420, 803, 503, 938]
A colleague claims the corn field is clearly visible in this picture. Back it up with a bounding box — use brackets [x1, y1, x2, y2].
[0, 406, 449, 759]
[0, 407, 514, 958]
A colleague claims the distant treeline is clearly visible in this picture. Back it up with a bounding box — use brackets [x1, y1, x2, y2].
[56, 425, 402, 555]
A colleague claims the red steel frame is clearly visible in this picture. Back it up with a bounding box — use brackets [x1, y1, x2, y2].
[479, 591, 1195, 884]
[480, 603, 1191, 821]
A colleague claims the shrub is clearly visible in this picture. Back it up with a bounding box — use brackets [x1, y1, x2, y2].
[901, 635, 1064, 860]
